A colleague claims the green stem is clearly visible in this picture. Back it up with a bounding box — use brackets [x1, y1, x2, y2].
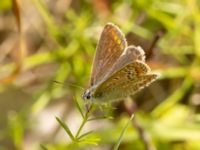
[75, 116, 88, 139]
[74, 104, 93, 140]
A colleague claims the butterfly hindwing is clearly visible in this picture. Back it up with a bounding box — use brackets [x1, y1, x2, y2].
[93, 61, 158, 102]
[105, 45, 146, 78]
[90, 23, 127, 86]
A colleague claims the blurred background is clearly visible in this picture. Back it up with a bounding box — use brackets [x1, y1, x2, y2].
[0, 0, 200, 150]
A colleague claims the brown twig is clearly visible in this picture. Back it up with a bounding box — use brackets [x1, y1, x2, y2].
[146, 28, 166, 59]
[132, 115, 156, 150]
[123, 98, 156, 150]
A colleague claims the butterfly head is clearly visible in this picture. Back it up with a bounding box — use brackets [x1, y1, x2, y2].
[82, 89, 92, 101]
[82, 86, 99, 101]
[82, 86, 104, 102]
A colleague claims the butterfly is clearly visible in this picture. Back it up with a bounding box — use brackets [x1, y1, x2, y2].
[82, 23, 159, 103]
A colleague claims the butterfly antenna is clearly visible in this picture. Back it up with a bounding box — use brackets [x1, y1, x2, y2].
[52, 80, 84, 91]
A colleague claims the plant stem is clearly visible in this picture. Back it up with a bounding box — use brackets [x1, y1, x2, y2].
[74, 104, 93, 140]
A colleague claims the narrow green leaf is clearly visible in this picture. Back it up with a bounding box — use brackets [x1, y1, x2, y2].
[55, 117, 75, 141]
[78, 130, 93, 140]
[75, 98, 84, 118]
[88, 116, 113, 121]
[40, 145, 48, 150]
[113, 114, 134, 150]
[79, 135, 100, 145]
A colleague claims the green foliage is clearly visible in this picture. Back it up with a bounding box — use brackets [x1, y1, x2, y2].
[113, 114, 134, 150]
[0, 0, 200, 150]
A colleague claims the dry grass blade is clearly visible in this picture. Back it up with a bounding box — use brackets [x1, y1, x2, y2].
[12, 0, 21, 32]
[0, 0, 27, 84]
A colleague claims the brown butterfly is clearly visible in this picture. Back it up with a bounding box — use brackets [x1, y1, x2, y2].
[83, 23, 159, 103]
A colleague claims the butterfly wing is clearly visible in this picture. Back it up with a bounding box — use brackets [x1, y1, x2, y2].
[90, 23, 127, 86]
[93, 61, 158, 102]
[105, 45, 146, 78]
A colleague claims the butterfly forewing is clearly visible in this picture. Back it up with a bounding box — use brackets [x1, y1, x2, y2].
[90, 23, 127, 86]
[93, 61, 158, 102]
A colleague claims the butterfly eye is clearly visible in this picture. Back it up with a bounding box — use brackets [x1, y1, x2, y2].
[86, 94, 91, 99]
[83, 90, 91, 100]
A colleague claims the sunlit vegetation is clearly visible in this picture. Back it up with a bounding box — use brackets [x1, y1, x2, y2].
[0, 0, 200, 150]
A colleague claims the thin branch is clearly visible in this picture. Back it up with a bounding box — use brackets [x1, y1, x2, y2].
[123, 99, 156, 150]
[133, 116, 156, 150]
